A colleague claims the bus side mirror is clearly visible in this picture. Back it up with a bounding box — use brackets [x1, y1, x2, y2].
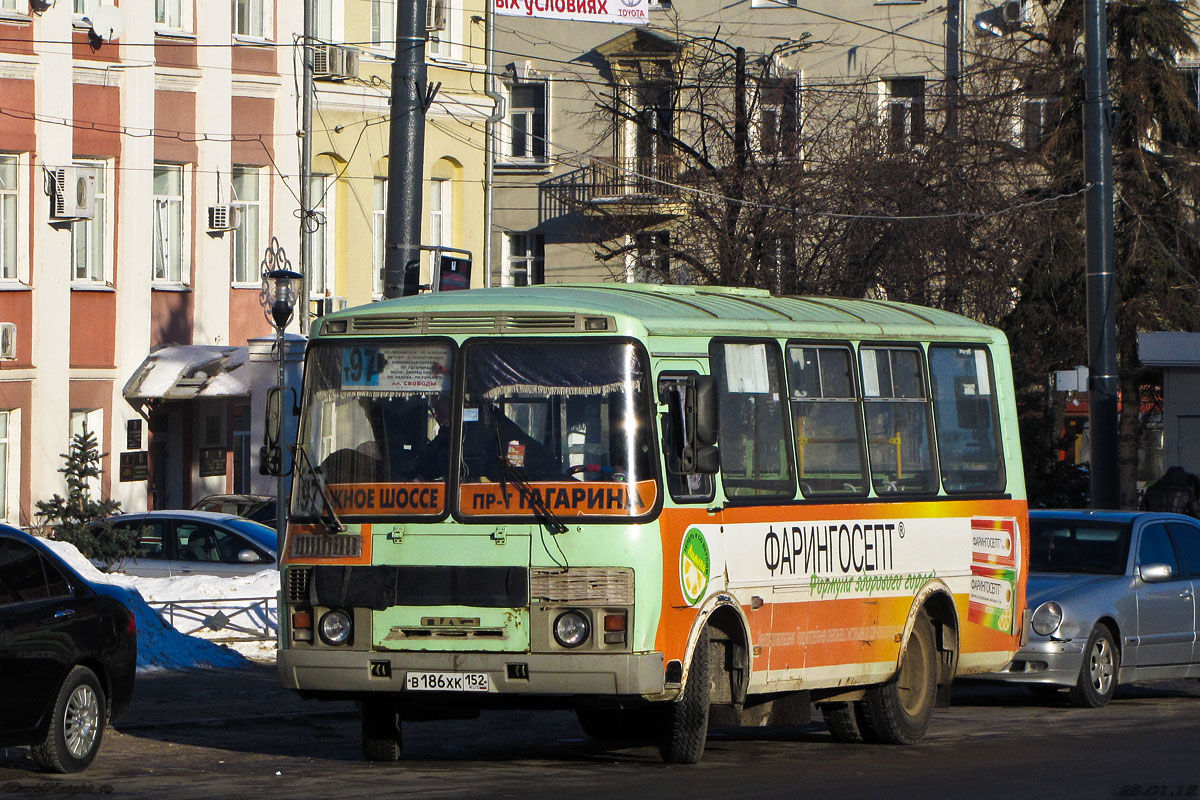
[260, 386, 296, 477]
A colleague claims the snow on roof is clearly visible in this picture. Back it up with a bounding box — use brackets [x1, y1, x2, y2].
[43, 538, 276, 672]
[123, 345, 250, 401]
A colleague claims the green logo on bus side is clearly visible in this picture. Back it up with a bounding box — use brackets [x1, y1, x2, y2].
[680, 527, 711, 606]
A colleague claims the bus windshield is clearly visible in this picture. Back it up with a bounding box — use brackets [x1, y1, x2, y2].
[296, 340, 454, 519]
[456, 339, 658, 520]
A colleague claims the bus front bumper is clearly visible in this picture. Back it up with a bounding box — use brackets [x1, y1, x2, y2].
[278, 648, 667, 698]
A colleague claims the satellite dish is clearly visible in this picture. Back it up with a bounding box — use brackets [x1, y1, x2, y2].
[89, 5, 125, 42]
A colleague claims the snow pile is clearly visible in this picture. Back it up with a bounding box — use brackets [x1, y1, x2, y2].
[42, 538, 279, 672]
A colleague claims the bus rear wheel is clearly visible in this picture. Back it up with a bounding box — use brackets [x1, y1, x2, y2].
[860, 610, 937, 744]
[821, 701, 879, 744]
[360, 702, 402, 762]
[658, 627, 711, 764]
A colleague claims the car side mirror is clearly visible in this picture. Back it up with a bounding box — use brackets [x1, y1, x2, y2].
[1139, 562, 1175, 583]
[237, 549, 263, 564]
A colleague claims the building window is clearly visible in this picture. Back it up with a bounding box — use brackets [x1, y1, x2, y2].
[315, 0, 334, 40]
[622, 83, 674, 191]
[234, 0, 264, 37]
[232, 166, 261, 284]
[71, 159, 107, 285]
[429, 177, 451, 252]
[631, 232, 670, 283]
[758, 75, 801, 157]
[371, 0, 395, 55]
[0, 0, 20, 11]
[1020, 95, 1059, 151]
[505, 233, 544, 287]
[0, 410, 12, 522]
[155, 0, 184, 29]
[309, 174, 331, 296]
[232, 404, 251, 493]
[502, 81, 548, 164]
[0, 154, 18, 281]
[373, 177, 387, 296]
[427, 0, 456, 60]
[884, 77, 925, 152]
[152, 163, 185, 284]
[69, 409, 104, 500]
[73, 0, 99, 16]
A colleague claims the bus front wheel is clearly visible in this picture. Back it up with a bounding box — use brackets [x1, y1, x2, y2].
[860, 610, 937, 744]
[658, 626, 711, 764]
[360, 701, 402, 762]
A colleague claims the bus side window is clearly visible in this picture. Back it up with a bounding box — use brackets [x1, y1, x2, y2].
[928, 345, 1005, 494]
[861, 346, 937, 495]
[786, 343, 868, 498]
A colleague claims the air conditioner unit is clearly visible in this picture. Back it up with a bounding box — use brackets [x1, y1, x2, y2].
[426, 0, 447, 32]
[0, 323, 16, 360]
[1001, 0, 1027, 27]
[312, 43, 359, 81]
[51, 166, 97, 220]
[207, 204, 242, 232]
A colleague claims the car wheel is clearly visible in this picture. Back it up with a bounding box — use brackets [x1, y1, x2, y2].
[860, 610, 938, 744]
[1068, 624, 1119, 708]
[657, 626, 711, 764]
[31, 666, 107, 773]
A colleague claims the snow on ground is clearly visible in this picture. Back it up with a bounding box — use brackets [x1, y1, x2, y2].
[42, 538, 279, 672]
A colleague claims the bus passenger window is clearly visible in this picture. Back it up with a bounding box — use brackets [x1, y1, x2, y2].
[710, 341, 795, 500]
[786, 345, 867, 497]
[861, 347, 936, 495]
[929, 346, 1004, 493]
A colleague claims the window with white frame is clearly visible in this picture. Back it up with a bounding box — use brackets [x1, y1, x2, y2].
[232, 166, 262, 284]
[502, 80, 548, 164]
[1020, 95, 1059, 151]
[309, 174, 331, 296]
[0, 154, 18, 281]
[373, 177, 387, 296]
[71, 159, 107, 285]
[234, 0, 265, 38]
[429, 177, 450, 251]
[152, 163, 186, 284]
[155, 0, 184, 30]
[505, 232, 544, 287]
[750, 0, 798, 8]
[0, 0, 21, 12]
[69, 409, 104, 500]
[371, 0, 395, 55]
[73, 0, 100, 17]
[757, 74, 801, 157]
[884, 77, 925, 153]
[315, 0, 335, 40]
[0, 410, 16, 524]
[426, 0, 457, 60]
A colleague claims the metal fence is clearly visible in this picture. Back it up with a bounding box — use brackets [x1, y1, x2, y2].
[149, 597, 277, 643]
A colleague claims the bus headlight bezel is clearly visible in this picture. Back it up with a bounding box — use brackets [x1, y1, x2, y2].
[553, 610, 591, 648]
[319, 609, 354, 646]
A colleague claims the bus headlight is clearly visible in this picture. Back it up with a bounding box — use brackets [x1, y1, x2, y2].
[553, 610, 591, 648]
[319, 609, 353, 645]
[1031, 602, 1063, 636]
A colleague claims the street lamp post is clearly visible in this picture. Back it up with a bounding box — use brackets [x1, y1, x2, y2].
[259, 239, 302, 547]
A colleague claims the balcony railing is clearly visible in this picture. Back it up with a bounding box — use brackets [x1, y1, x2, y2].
[540, 156, 682, 220]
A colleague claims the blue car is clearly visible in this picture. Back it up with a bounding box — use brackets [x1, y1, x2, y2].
[0, 526, 137, 772]
[96, 510, 278, 578]
[982, 509, 1200, 707]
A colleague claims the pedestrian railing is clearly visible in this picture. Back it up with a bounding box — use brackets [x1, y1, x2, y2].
[149, 597, 277, 642]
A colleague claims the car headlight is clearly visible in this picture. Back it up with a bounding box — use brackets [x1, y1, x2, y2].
[553, 610, 591, 648]
[319, 609, 353, 645]
[1031, 601, 1063, 636]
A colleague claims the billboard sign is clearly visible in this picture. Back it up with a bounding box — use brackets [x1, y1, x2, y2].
[493, 0, 648, 25]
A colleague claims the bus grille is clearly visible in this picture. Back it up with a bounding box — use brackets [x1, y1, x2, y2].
[287, 566, 312, 604]
[289, 533, 362, 559]
[530, 567, 634, 605]
[347, 313, 608, 335]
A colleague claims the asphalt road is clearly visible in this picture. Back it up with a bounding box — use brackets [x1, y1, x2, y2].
[2, 665, 1198, 800]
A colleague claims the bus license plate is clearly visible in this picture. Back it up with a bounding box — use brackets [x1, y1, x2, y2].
[405, 671, 491, 692]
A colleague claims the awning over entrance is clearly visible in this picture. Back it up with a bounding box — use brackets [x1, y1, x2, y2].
[123, 345, 250, 404]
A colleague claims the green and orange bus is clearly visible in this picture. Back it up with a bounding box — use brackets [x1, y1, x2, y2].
[271, 284, 1027, 763]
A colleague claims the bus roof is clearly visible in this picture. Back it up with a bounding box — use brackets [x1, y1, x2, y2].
[315, 284, 1004, 343]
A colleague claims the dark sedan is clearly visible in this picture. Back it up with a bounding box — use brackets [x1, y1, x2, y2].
[0, 526, 137, 772]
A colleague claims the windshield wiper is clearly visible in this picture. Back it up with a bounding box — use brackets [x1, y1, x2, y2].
[491, 427, 567, 536]
[294, 444, 347, 534]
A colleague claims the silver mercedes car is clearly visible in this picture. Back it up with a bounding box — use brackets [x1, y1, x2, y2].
[983, 509, 1200, 707]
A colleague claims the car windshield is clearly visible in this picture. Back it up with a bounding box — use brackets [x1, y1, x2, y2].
[1029, 518, 1131, 575]
[455, 339, 658, 521]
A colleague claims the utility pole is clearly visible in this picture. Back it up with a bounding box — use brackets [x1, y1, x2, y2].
[299, 0, 314, 332]
[1083, 0, 1119, 508]
[382, 0, 429, 298]
[945, 0, 961, 137]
